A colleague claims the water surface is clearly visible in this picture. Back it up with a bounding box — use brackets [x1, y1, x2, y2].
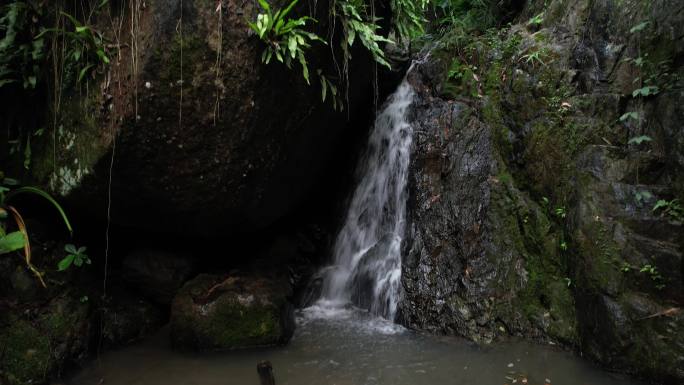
[64, 306, 644, 385]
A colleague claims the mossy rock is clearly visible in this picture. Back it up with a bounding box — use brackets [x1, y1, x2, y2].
[0, 293, 91, 385]
[0, 316, 52, 385]
[170, 273, 295, 351]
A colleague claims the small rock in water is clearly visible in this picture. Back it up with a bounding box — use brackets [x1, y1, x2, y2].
[507, 363, 514, 368]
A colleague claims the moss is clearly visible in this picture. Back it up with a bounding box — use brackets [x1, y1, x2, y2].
[575, 216, 625, 293]
[208, 299, 279, 344]
[38, 295, 90, 340]
[0, 317, 52, 385]
[158, 31, 206, 85]
[171, 274, 289, 350]
[487, 166, 578, 343]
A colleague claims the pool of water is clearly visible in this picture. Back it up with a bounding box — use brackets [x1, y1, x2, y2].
[62, 305, 644, 385]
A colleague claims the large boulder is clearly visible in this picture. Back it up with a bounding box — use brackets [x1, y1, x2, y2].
[28, 0, 378, 235]
[121, 249, 195, 305]
[100, 291, 166, 347]
[170, 273, 295, 351]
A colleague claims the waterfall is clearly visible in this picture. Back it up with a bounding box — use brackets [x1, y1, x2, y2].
[318, 80, 415, 320]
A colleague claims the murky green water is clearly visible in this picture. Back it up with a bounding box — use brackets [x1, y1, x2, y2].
[63, 305, 643, 385]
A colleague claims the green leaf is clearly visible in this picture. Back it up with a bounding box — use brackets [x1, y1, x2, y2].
[65, 244, 77, 254]
[619, 111, 639, 122]
[0, 231, 26, 254]
[628, 135, 653, 145]
[256, 0, 271, 13]
[7, 187, 73, 235]
[279, 0, 300, 21]
[632, 85, 659, 97]
[3, 178, 19, 186]
[57, 254, 75, 271]
[347, 28, 356, 46]
[298, 51, 309, 84]
[74, 257, 83, 267]
[274, 18, 285, 34]
[321, 75, 327, 102]
[288, 35, 297, 58]
[25, 75, 37, 89]
[97, 49, 110, 64]
[652, 199, 668, 212]
[23, 136, 31, 170]
[77, 64, 94, 83]
[60, 11, 83, 28]
[630, 21, 648, 34]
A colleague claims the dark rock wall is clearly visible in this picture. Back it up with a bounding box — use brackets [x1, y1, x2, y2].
[28, 0, 379, 236]
[399, 0, 683, 382]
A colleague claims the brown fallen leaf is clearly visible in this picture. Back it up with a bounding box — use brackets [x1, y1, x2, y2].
[639, 307, 681, 320]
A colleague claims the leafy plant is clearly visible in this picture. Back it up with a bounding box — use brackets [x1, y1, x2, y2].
[554, 206, 566, 219]
[0, 1, 45, 89]
[434, 0, 496, 32]
[445, 58, 480, 97]
[632, 85, 659, 98]
[248, 0, 324, 84]
[36, 11, 110, 84]
[337, 0, 394, 70]
[621, 261, 665, 290]
[526, 12, 543, 27]
[318, 70, 343, 111]
[652, 199, 683, 221]
[58, 244, 90, 271]
[391, 0, 429, 40]
[0, 172, 73, 287]
[520, 47, 547, 68]
[634, 190, 653, 207]
[639, 263, 665, 290]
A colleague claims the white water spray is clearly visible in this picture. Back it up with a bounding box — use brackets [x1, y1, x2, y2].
[317, 80, 415, 320]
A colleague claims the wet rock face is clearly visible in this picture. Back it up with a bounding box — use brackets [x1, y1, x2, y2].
[31, 0, 376, 236]
[574, 145, 684, 382]
[170, 273, 295, 351]
[399, 0, 683, 382]
[399, 64, 497, 340]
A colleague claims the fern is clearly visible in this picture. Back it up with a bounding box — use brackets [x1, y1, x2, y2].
[391, 0, 429, 40]
[248, 0, 324, 84]
[336, 0, 394, 69]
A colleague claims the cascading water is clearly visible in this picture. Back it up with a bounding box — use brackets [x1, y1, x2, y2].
[317, 79, 415, 320]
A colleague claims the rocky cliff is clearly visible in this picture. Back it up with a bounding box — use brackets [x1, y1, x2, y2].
[398, 0, 683, 382]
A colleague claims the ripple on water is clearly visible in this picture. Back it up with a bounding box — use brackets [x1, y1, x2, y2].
[298, 302, 406, 335]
